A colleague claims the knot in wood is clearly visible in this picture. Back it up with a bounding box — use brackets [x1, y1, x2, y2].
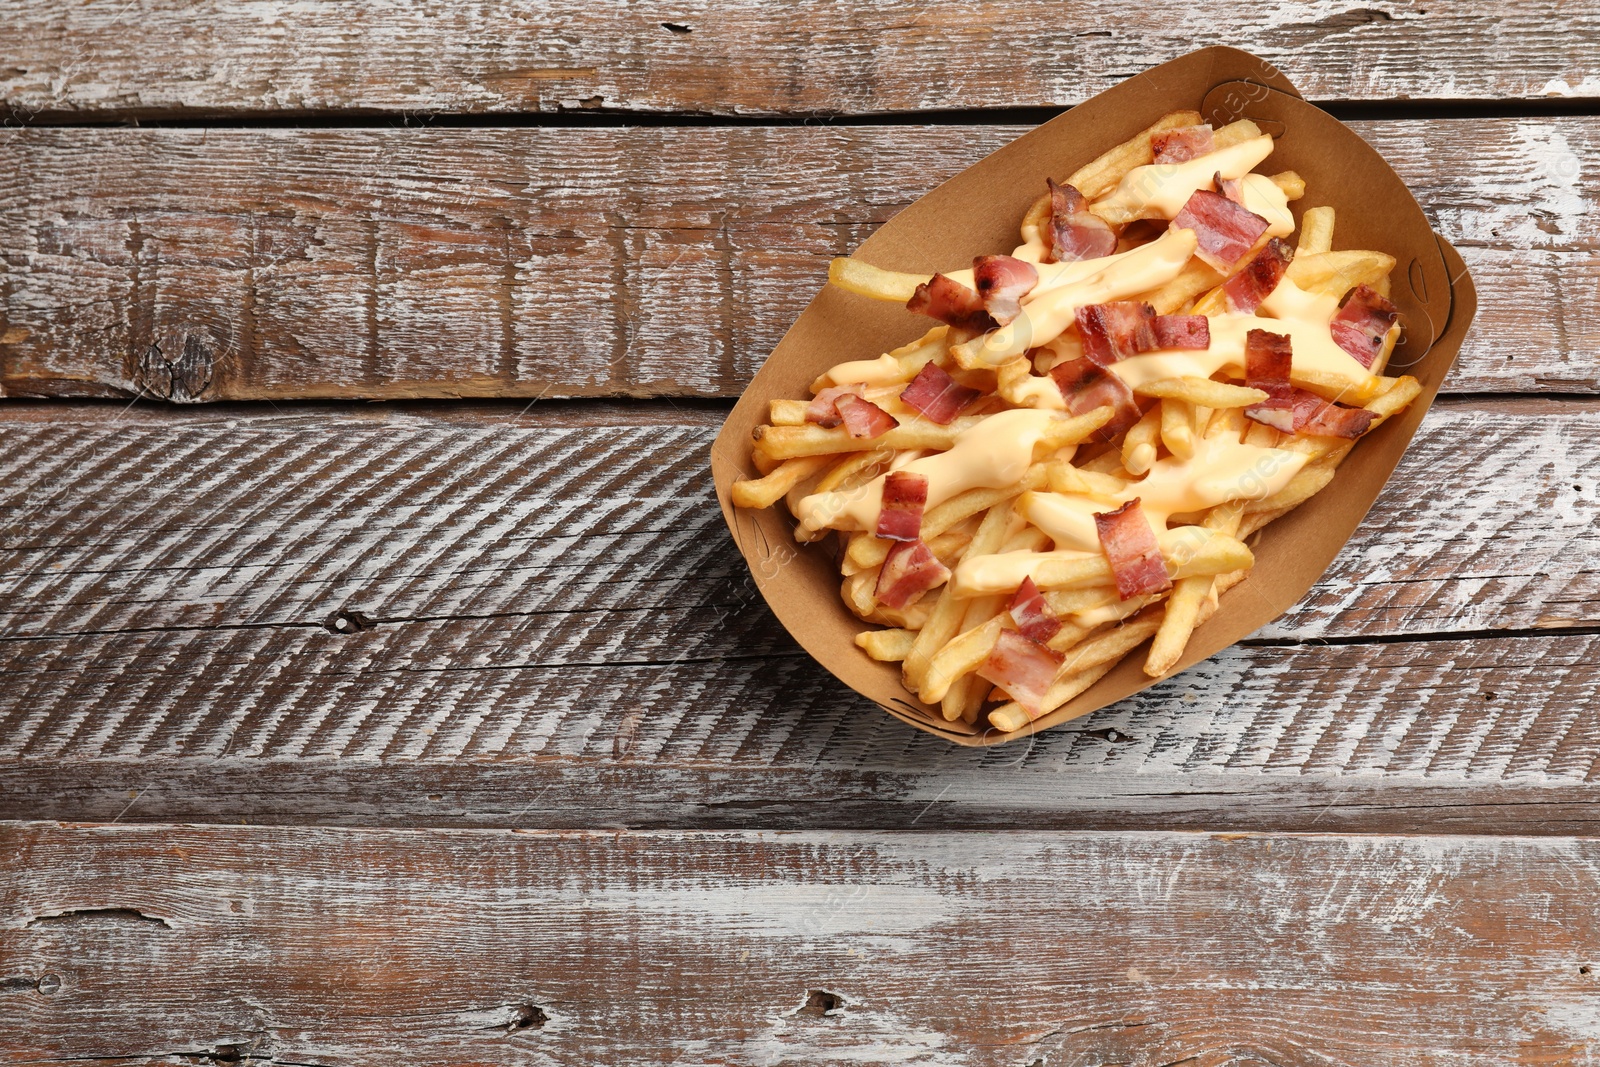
[135, 328, 216, 402]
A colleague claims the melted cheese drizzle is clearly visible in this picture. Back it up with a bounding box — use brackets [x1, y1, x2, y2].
[952, 435, 1307, 595]
[1095, 136, 1277, 220]
[1109, 277, 1368, 392]
[962, 227, 1199, 365]
[794, 409, 1068, 533]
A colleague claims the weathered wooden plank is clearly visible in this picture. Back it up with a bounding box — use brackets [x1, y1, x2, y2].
[0, 401, 1596, 829]
[3, 0, 1598, 119]
[1, 119, 1592, 401]
[7, 824, 1600, 1065]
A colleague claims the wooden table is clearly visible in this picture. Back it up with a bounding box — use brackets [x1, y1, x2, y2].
[2, 5, 1597, 1063]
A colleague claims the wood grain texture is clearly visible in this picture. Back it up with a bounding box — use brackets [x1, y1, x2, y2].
[8, 823, 1600, 1065]
[1, 400, 1596, 830]
[2, 0, 1598, 119]
[1, 119, 1592, 401]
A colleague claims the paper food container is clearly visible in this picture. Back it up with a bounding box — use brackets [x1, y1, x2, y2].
[710, 45, 1478, 745]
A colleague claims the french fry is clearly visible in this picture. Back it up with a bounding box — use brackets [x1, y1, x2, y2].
[1287, 249, 1396, 297]
[815, 450, 895, 494]
[1296, 206, 1335, 256]
[1243, 461, 1337, 514]
[924, 605, 1005, 706]
[954, 529, 1254, 596]
[1269, 170, 1306, 200]
[856, 628, 916, 662]
[1160, 397, 1197, 460]
[1132, 257, 1223, 315]
[1067, 109, 1205, 200]
[1122, 404, 1163, 475]
[1145, 499, 1243, 677]
[753, 416, 985, 460]
[731, 455, 833, 509]
[1135, 377, 1269, 409]
[828, 257, 930, 302]
[1212, 118, 1264, 149]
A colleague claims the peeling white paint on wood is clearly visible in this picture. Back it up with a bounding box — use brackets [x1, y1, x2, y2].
[7, 824, 1600, 1066]
[0, 403, 1597, 827]
[0, 120, 1594, 401]
[1, 0, 1596, 117]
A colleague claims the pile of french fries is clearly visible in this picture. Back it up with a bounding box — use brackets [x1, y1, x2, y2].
[732, 110, 1422, 733]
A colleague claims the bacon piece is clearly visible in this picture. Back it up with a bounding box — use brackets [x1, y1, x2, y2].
[1049, 357, 1142, 443]
[1329, 283, 1400, 369]
[1222, 237, 1293, 314]
[1045, 178, 1118, 264]
[1152, 314, 1210, 350]
[978, 629, 1064, 718]
[1245, 393, 1377, 439]
[1008, 577, 1062, 646]
[1076, 301, 1158, 365]
[1152, 124, 1215, 164]
[1244, 328, 1293, 392]
[972, 254, 1039, 325]
[1297, 402, 1378, 439]
[1215, 171, 1245, 204]
[876, 472, 928, 543]
[875, 539, 950, 609]
[907, 273, 996, 333]
[1171, 189, 1270, 271]
[805, 383, 862, 428]
[834, 394, 899, 439]
[898, 361, 981, 425]
[1094, 498, 1171, 601]
[1240, 328, 1376, 439]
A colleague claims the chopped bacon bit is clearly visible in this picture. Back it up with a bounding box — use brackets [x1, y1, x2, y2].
[1152, 314, 1210, 350]
[1222, 237, 1293, 314]
[1076, 301, 1158, 365]
[1151, 124, 1215, 164]
[834, 394, 899, 439]
[1240, 328, 1376, 439]
[899, 361, 981, 425]
[1045, 178, 1118, 264]
[876, 471, 928, 542]
[1094, 498, 1172, 601]
[1049, 357, 1143, 443]
[906, 273, 996, 332]
[1008, 576, 1062, 645]
[1329, 283, 1400, 369]
[978, 629, 1064, 718]
[972, 254, 1039, 325]
[1298, 402, 1378, 439]
[1215, 171, 1245, 204]
[875, 539, 950, 609]
[1244, 328, 1293, 392]
[1246, 392, 1377, 439]
[1171, 189, 1271, 271]
[805, 383, 862, 428]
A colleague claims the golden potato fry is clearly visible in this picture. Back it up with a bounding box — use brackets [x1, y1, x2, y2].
[1296, 206, 1335, 256]
[856, 628, 917, 662]
[731, 455, 832, 509]
[1135, 377, 1269, 409]
[828, 257, 930, 302]
[1066, 109, 1206, 201]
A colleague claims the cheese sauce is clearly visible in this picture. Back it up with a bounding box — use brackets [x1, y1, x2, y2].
[962, 227, 1199, 365]
[794, 409, 1069, 533]
[1094, 136, 1277, 221]
[952, 436, 1306, 595]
